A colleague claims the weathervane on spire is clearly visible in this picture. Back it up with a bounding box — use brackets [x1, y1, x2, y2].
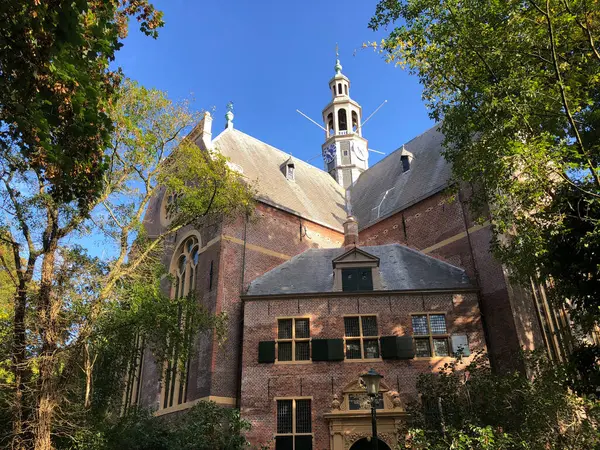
[225, 101, 234, 129]
[334, 44, 343, 75]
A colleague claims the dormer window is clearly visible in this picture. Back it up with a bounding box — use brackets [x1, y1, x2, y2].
[286, 164, 295, 181]
[401, 154, 410, 172]
[342, 268, 373, 292]
[332, 247, 381, 292]
[281, 157, 296, 181]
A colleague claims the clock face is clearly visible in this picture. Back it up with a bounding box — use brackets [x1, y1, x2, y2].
[354, 142, 367, 161]
[322, 143, 336, 164]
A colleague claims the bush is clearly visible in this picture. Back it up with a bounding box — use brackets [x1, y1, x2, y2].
[400, 351, 600, 450]
[68, 401, 255, 450]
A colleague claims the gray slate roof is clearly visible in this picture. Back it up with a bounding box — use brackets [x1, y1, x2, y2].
[213, 128, 346, 231]
[246, 244, 472, 296]
[350, 124, 452, 230]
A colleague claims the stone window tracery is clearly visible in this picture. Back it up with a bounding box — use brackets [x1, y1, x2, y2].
[160, 233, 201, 410]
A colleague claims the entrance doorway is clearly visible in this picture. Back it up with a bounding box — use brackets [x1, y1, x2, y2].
[349, 437, 391, 450]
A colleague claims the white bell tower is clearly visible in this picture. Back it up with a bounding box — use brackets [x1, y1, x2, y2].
[321, 49, 369, 188]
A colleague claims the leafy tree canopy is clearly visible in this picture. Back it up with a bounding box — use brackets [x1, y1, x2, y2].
[369, 0, 600, 329]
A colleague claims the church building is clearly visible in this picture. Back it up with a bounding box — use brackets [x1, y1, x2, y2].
[131, 56, 571, 449]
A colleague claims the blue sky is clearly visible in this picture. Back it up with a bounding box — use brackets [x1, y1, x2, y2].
[116, 0, 434, 168]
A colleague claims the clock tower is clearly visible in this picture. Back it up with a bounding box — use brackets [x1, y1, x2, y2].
[321, 53, 368, 188]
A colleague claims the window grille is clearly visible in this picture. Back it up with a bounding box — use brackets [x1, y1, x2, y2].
[412, 314, 450, 358]
[276, 399, 312, 450]
[277, 318, 310, 362]
[344, 315, 380, 359]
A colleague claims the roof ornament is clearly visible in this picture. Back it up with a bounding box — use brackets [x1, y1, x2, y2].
[334, 43, 343, 75]
[225, 101, 234, 129]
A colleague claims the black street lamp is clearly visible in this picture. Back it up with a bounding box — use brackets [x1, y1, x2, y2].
[360, 368, 383, 450]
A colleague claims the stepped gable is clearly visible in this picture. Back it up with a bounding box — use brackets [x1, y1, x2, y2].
[246, 243, 472, 296]
[350, 124, 452, 230]
[212, 127, 346, 231]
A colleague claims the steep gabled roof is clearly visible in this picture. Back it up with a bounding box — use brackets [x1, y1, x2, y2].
[349, 124, 452, 230]
[246, 244, 472, 296]
[213, 128, 346, 231]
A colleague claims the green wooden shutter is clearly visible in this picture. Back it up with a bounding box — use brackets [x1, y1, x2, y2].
[380, 336, 415, 360]
[311, 339, 344, 361]
[396, 336, 415, 359]
[258, 341, 276, 363]
[358, 268, 373, 291]
[380, 336, 398, 359]
[295, 436, 313, 450]
[327, 338, 345, 361]
[311, 339, 329, 361]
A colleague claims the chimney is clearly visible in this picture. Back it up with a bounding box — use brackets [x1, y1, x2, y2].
[343, 215, 359, 248]
[190, 111, 213, 151]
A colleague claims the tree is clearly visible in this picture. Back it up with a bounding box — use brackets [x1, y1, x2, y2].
[0, 78, 254, 449]
[369, 0, 600, 330]
[1, 2, 163, 448]
[400, 352, 600, 449]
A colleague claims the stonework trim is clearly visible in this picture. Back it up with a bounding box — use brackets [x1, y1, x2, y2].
[421, 221, 491, 254]
[241, 287, 479, 301]
[222, 234, 291, 260]
[154, 395, 237, 416]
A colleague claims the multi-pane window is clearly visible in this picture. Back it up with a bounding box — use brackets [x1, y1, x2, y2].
[161, 235, 200, 409]
[277, 318, 310, 362]
[344, 316, 380, 359]
[276, 399, 312, 450]
[412, 314, 450, 358]
[341, 268, 373, 292]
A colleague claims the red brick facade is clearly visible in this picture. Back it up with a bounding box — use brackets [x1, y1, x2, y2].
[241, 291, 485, 449]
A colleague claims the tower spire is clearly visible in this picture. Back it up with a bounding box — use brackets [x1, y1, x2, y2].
[334, 43, 343, 74]
[225, 101, 234, 129]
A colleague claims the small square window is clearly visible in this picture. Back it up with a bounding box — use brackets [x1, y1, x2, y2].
[415, 338, 431, 357]
[295, 342, 310, 361]
[361, 316, 378, 336]
[430, 315, 447, 334]
[278, 342, 292, 361]
[344, 317, 360, 337]
[295, 319, 310, 339]
[412, 315, 429, 335]
[363, 339, 380, 359]
[345, 340, 362, 359]
[433, 339, 450, 357]
[278, 319, 293, 339]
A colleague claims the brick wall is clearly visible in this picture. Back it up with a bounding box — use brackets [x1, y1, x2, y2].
[241, 291, 485, 449]
[357, 188, 541, 372]
[138, 199, 344, 411]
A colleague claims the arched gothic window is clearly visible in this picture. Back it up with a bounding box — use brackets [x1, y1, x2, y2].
[327, 113, 334, 136]
[344, 84, 348, 95]
[338, 108, 348, 132]
[338, 83, 342, 95]
[352, 111, 359, 132]
[161, 234, 200, 410]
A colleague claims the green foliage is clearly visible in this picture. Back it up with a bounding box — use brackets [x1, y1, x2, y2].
[67, 402, 254, 450]
[369, 0, 600, 330]
[400, 352, 600, 449]
[0, 0, 163, 206]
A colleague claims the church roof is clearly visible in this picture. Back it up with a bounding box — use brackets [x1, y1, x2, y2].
[245, 244, 472, 296]
[349, 124, 452, 230]
[212, 128, 347, 231]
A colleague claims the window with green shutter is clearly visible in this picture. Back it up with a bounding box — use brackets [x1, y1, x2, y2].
[344, 316, 380, 360]
[277, 318, 310, 362]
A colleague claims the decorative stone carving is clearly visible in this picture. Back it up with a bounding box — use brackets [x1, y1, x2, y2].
[331, 394, 341, 410]
[343, 431, 396, 449]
